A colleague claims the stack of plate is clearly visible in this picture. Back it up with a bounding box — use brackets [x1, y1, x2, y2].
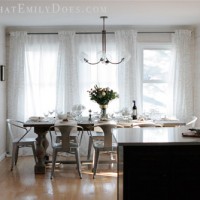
[29, 116, 45, 122]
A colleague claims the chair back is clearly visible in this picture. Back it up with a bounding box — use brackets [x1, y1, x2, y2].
[94, 123, 117, 147]
[186, 116, 198, 128]
[49, 125, 83, 150]
[6, 119, 30, 142]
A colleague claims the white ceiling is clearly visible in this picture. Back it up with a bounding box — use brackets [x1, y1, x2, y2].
[1, 0, 200, 27]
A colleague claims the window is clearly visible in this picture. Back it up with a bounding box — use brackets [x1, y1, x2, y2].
[139, 44, 172, 117]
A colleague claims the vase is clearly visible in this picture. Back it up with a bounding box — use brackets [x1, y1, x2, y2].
[99, 104, 108, 119]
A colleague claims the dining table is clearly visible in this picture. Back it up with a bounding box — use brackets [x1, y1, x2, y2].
[154, 119, 186, 127]
[24, 116, 186, 174]
[23, 117, 98, 174]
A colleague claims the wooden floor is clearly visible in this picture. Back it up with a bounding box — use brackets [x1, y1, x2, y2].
[0, 156, 117, 200]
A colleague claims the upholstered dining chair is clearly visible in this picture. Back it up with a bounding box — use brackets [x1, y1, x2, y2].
[49, 125, 83, 179]
[91, 123, 123, 179]
[6, 119, 37, 171]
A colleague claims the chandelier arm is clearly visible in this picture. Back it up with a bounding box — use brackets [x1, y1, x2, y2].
[106, 58, 125, 65]
[84, 58, 102, 65]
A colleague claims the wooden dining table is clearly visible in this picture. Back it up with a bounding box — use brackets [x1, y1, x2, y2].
[24, 117, 97, 174]
[24, 117, 186, 174]
[154, 120, 186, 127]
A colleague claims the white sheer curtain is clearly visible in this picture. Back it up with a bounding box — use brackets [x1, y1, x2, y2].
[8, 33, 59, 120]
[25, 34, 59, 119]
[170, 30, 193, 121]
[8, 32, 27, 121]
[56, 31, 79, 114]
[115, 30, 140, 112]
[8, 30, 139, 119]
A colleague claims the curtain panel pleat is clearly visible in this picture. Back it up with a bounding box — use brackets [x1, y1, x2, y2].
[115, 30, 140, 111]
[56, 31, 79, 113]
[8, 32, 27, 121]
[170, 30, 194, 121]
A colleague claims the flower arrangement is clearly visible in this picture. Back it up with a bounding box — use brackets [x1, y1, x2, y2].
[88, 85, 119, 105]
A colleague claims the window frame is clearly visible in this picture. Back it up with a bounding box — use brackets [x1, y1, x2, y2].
[137, 42, 173, 114]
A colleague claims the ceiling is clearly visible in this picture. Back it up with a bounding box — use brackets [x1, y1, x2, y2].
[1, 0, 200, 28]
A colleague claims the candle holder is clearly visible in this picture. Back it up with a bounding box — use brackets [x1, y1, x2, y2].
[88, 109, 92, 121]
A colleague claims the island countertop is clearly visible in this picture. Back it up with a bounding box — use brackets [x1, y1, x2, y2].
[113, 127, 200, 145]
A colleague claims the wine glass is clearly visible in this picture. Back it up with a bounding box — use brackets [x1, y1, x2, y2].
[75, 110, 82, 122]
[48, 109, 55, 118]
[122, 108, 131, 122]
[43, 111, 49, 118]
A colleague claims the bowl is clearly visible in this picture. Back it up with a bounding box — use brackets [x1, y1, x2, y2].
[57, 113, 68, 120]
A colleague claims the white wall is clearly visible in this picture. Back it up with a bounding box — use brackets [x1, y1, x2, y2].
[0, 26, 6, 161]
[194, 26, 200, 126]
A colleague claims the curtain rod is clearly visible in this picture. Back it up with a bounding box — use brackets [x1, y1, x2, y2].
[25, 31, 175, 35]
[7, 31, 175, 36]
[27, 32, 114, 35]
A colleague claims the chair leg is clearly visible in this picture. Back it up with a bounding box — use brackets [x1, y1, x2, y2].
[51, 150, 57, 179]
[15, 146, 19, 165]
[93, 148, 100, 179]
[78, 130, 84, 145]
[11, 144, 17, 171]
[75, 148, 82, 179]
[31, 143, 37, 163]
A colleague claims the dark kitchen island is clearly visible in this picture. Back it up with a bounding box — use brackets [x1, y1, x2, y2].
[113, 127, 200, 200]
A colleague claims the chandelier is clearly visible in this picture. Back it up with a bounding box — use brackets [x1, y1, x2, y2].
[83, 16, 125, 65]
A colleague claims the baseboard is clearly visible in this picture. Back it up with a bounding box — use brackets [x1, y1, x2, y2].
[0, 152, 6, 161]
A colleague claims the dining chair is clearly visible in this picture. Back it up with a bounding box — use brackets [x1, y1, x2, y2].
[6, 119, 37, 171]
[91, 123, 123, 178]
[186, 116, 198, 128]
[49, 125, 83, 179]
[87, 123, 123, 160]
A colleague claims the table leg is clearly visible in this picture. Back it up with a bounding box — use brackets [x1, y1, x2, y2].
[34, 127, 49, 174]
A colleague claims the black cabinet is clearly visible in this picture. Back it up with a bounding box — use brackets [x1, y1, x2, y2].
[119, 145, 200, 200]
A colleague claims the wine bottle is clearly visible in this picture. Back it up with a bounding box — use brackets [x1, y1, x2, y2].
[132, 100, 137, 120]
